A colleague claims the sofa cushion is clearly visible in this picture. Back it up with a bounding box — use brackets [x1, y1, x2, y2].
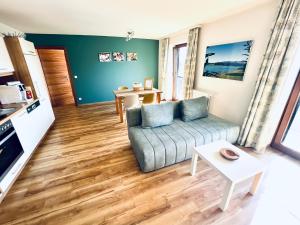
[141, 102, 174, 128]
[128, 114, 240, 172]
[181, 97, 208, 122]
[126, 107, 142, 128]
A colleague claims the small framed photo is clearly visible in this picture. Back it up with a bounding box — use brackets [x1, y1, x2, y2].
[127, 52, 138, 61]
[144, 78, 153, 90]
[113, 52, 125, 62]
[99, 52, 111, 62]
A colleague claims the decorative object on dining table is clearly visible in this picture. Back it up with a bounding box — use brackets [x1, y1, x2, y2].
[132, 82, 142, 91]
[203, 40, 253, 81]
[98, 52, 111, 62]
[144, 78, 153, 90]
[219, 148, 240, 160]
[127, 52, 138, 61]
[117, 86, 129, 91]
[113, 52, 125, 62]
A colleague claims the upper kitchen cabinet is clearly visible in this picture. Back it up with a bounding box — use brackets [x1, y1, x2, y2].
[0, 37, 14, 76]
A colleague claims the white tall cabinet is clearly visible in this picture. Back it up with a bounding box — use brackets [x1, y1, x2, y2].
[19, 38, 51, 101]
[0, 37, 14, 75]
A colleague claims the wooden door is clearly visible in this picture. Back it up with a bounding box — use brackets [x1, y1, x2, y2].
[37, 48, 75, 107]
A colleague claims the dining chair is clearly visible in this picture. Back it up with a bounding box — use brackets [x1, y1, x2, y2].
[142, 93, 156, 104]
[117, 86, 129, 110]
[124, 94, 140, 110]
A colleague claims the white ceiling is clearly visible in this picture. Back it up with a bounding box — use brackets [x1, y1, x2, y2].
[0, 0, 273, 39]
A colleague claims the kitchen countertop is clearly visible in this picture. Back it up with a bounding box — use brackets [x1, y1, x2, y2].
[0, 99, 39, 124]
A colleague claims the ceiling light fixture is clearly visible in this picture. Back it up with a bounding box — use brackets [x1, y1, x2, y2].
[125, 30, 135, 42]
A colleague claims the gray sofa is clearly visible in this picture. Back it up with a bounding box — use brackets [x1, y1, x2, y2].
[126, 101, 240, 172]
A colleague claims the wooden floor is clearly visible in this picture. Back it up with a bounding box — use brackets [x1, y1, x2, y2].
[0, 103, 299, 225]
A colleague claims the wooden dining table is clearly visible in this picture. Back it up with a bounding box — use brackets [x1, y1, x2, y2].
[113, 88, 163, 123]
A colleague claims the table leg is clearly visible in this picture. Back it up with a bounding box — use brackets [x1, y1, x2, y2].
[118, 97, 123, 123]
[157, 93, 161, 103]
[220, 181, 235, 211]
[190, 151, 198, 176]
[115, 96, 119, 114]
[249, 172, 263, 195]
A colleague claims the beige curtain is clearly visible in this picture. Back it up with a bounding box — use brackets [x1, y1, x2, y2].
[183, 27, 200, 99]
[158, 38, 169, 97]
[238, 0, 300, 152]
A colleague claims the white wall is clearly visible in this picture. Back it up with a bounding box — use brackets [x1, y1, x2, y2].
[195, 1, 279, 125]
[0, 22, 23, 37]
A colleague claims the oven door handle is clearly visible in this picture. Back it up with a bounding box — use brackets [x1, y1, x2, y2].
[0, 130, 16, 146]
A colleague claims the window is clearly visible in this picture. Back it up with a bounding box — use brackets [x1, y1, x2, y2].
[173, 43, 187, 100]
[272, 71, 300, 159]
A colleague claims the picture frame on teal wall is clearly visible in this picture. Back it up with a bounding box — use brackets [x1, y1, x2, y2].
[127, 52, 138, 61]
[113, 52, 125, 62]
[99, 52, 111, 62]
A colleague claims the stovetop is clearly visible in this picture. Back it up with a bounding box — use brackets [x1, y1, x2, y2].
[0, 108, 17, 120]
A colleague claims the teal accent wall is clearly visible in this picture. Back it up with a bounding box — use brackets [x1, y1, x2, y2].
[26, 34, 159, 104]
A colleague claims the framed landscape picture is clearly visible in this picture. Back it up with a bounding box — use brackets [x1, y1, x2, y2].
[113, 52, 125, 62]
[99, 52, 111, 62]
[203, 40, 253, 81]
[127, 52, 138, 61]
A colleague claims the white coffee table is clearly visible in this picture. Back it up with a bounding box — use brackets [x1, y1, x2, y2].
[190, 140, 265, 211]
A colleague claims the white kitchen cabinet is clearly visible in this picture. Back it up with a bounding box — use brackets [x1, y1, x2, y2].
[12, 106, 41, 153]
[11, 99, 54, 154]
[0, 37, 14, 75]
[5, 37, 52, 102]
[39, 97, 55, 131]
[19, 38, 36, 55]
[24, 54, 50, 101]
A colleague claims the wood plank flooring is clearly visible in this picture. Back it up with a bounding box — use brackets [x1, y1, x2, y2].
[0, 103, 299, 225]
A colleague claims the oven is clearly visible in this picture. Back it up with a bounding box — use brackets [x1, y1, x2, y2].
[0, 120, 24, 182]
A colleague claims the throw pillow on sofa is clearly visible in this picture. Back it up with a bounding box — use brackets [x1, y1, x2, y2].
[141, 102, 174, 128]
[181, 96, 208, 122]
